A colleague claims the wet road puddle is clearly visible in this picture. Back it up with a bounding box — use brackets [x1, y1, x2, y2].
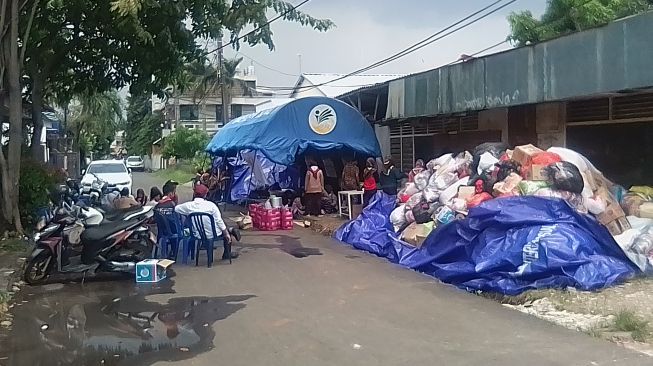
[0, 279, 254, 366]
[240, 235, 323, 259]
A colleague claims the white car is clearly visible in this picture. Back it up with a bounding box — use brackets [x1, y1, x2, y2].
[125, 156, 145, 171]
[81, 159, 133, 193]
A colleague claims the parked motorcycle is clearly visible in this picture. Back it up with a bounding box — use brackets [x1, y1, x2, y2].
[24, 203, 156, 285]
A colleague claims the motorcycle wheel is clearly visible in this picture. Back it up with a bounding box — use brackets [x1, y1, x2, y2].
[24, 251, 53, 285]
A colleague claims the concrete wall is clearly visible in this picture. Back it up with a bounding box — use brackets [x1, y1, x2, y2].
[478, 108, 508, 143]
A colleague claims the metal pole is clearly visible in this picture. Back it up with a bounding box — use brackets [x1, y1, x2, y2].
[218, 39, 229, 125]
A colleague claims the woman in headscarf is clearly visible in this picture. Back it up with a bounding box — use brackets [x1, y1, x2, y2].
[379, 157, 407, 196]
[361, 157, 379, 207]
[408, 159, 424, 183]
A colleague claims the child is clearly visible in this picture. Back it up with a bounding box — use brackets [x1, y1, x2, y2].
[135, 188, 148, 206]
[321, 185, 338, 215]
[291, 195, 306, 219]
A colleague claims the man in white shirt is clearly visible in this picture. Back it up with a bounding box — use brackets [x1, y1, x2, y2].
[175, 184, 240, 260]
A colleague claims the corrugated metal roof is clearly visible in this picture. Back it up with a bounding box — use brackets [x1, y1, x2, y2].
[299, 73, 403, 98]
[387, 10, 653, 119]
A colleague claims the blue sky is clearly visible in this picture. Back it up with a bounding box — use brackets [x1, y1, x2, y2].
[224, 0, 547, 88]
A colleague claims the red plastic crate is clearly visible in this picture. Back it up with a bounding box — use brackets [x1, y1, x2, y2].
[280, 208, 294, 230]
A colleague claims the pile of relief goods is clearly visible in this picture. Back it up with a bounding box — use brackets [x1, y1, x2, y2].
[391, 143, 653, 270]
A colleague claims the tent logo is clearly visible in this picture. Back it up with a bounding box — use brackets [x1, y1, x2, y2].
[309, 104, 337, 135]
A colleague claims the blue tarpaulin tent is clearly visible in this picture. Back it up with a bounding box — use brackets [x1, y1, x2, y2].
[205, 97, 382, 164]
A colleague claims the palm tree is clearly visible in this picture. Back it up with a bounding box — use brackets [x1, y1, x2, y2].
[68, 90, 124, 159]
[187, 57, 244, 124]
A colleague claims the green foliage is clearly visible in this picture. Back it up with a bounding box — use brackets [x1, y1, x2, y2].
[192, 152, 212, 172]
[153, 162, 196, 184]
[508, 0, 653, 45]
[27, 0, 333, 103]
[19, 159, 65, 227]
[613, 310, 650, 342]
[162, 127, 210, 160]
[125, 93, 163, 156]
[69, 90, 124, 157]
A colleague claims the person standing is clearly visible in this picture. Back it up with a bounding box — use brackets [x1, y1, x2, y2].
[362, 157, 379, 207]
[379, 158, 407, 196]
[304, 161, 325, 217]
[340, 158, 360, 191]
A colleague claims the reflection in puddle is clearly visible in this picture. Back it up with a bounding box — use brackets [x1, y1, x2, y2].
[0, 280, 254, 366]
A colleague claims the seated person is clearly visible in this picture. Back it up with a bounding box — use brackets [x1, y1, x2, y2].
[174, 184, 241, 260]
[320, 185, 338, 215]
[291, 195, 305, 219]
[114, 187, 140, 209]
[147, 186, 163, 206]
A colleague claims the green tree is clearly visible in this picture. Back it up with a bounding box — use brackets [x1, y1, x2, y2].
[162, 127, 210, 161]
[125, 93, 163, 156]
[68, 90, 124, 159]
[508, 0, 653, 45]
[1, 0, 333, 232]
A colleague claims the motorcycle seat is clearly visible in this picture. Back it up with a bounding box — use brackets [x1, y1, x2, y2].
[102, 205, 143, 222]
[81, 218, 140, 243]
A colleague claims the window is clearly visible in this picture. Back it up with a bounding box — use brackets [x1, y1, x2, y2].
[231, 104, 243, 119]
[179, 105, 199, 121]
[87, 163, 127, 174]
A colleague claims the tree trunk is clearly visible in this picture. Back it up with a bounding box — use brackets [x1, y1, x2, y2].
[0, 93, 12, 223]
[5, 0, 23, 233]
[30, 71, 44, 160]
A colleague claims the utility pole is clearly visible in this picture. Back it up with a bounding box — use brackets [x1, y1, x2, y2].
[297, 53, 303, 75]
[218, 39, 229, 125]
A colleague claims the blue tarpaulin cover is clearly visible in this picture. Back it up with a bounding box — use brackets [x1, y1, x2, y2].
[213, 151, 300, 202]
[205, 97, 381, 165]
[335, 194, 638, 295]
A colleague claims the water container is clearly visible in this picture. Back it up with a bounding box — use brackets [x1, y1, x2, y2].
[270, 196, 283, 208]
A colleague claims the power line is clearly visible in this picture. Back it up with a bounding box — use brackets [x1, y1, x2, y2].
[446, 39, 509, 66]
[204, 0, 312, 57]
[235, 51, 299, 77]
[262, 0, 517, 92]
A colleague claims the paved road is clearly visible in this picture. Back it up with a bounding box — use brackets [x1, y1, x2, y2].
[0, 173, 649, 365]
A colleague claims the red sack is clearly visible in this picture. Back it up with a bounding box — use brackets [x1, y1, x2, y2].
[466, 192, 493, 208]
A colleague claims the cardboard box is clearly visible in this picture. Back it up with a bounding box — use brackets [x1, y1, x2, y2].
[526, 164, 547, 181]
[512, 144, 544, 167]
[136, 259, 174, 283]
[597, 202, 626, 225]
[604, 217, 631, 236]
[402, 222, 433, 248]
[457, 186, 476, 200]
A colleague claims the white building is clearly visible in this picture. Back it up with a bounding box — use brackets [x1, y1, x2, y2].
[156, 66, 290, 135]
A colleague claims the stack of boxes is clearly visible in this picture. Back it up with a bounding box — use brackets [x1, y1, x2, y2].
[249, 203, 293, 231]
